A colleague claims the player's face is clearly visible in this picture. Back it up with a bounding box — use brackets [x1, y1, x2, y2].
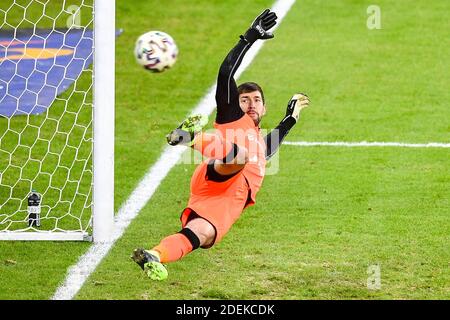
[239, 91, 266, 125]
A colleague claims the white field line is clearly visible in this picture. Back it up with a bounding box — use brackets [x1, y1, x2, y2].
[52, 0, 297, 300]
[283, 141, 450, 148]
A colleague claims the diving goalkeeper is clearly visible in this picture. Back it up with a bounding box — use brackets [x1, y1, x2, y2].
[132, 8, 310, 280]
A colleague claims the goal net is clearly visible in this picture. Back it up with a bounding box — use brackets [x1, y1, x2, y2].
[0, 0, 114, 241]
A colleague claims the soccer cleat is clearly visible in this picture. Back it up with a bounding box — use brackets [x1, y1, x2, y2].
[166, 114, 208, 147]
[131, 248, 168, 281]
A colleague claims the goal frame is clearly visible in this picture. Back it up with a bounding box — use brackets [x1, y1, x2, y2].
[0, 0, 115, 243]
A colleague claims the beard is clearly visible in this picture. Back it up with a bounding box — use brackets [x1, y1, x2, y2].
[247, 110, 262, 126]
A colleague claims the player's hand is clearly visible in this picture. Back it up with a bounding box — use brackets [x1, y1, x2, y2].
[242, 9, 278, 43]
[285, 93, 310, 122]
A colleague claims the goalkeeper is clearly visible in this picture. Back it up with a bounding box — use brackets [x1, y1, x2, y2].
[132, 9, 310, 280]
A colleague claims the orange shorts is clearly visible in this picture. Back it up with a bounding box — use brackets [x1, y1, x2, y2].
[180, 161, 252, 247]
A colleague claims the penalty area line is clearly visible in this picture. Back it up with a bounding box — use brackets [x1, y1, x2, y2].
[284, 141, 450, 148]
[51, 0, 297, 300]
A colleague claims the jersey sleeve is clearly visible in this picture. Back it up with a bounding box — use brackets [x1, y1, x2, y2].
[215, 37, 252, 124]
[264, 116, 296, 160]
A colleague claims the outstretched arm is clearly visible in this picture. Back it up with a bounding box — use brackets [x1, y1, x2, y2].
[214, 39, 250, 124]
[265, 93, 310, 160]
[215, 9, 278, 124]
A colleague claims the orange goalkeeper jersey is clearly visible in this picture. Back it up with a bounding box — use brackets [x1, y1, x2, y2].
[213, 113, 266, 204]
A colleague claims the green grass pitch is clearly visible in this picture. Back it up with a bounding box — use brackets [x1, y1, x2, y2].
[0, 0, 449, 299]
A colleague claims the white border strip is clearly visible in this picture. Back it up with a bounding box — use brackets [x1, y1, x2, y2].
[284, 141, 450, 148]
[52, 0, 296, 300]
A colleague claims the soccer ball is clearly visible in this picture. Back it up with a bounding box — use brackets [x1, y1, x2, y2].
[134, 30, 178, 72]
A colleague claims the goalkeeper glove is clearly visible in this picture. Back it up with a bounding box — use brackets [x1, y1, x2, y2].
[241, 9, 278, 43]
[285, 93, 310, 122]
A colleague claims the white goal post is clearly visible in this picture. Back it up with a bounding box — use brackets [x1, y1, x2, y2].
[0, 0, 114, 242]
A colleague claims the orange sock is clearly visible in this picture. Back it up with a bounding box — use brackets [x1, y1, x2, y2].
[152, 233, 194, 263]
[192, 132, 234, 161]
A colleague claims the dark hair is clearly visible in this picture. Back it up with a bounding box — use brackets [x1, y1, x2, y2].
[237, 82, 265, 104]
